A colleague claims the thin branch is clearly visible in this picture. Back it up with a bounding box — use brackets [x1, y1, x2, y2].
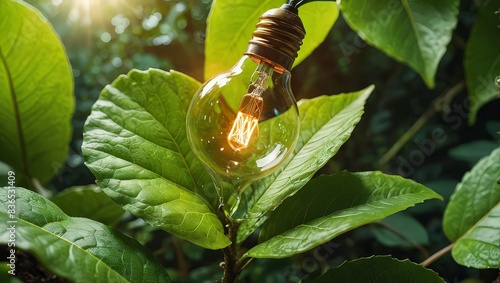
[379, 81, 465, 165]
[236, 256, 254, 272]
[172, 237, 189, 279]
[420, 243, 455, 267]
[152, 246, 169, 257]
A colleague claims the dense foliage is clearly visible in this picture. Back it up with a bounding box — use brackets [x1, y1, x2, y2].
[1, 0, 498, 282]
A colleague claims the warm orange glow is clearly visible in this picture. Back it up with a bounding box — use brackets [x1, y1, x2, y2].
[228, 112, 259, 151]
[227, 94, 263, 151]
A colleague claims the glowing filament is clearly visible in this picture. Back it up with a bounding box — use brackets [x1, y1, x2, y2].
[227, 94, 263, 151]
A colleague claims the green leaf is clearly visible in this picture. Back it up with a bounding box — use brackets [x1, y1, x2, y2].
[204, 0, 338, 80]
[451, 203, 500, 268]
[82, 69, 231, 250]
[237, 86, 374, 243]
[0, 264, 22, 283]
[443, 147, 500, 240]
[246, 171, 441, 258]
[443, 146, 500, 268]
[371, 213, 429, 248]
[338, 0, 459, 88]
[308, 256, 445, 283]
[448, 140, 499, 165]
[465, 0, 500, 125]
[51, 185, 125, 226]
[0, 187, 170, 282]
[0, 0, 74, 184]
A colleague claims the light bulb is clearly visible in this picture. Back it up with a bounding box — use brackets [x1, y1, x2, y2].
[186, 4, 305, 219]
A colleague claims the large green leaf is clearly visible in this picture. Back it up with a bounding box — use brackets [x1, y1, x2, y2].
[338, 0, 459, 88]
[443, 146, 500, 268]
[51, 185, 125, 226]
[443, 147, 500, 240]
[82, 69, 230, 250]
[0, 187, 170, 282]
[237, 86, 374, 243]
[465, 0, 500, 124]
[0, 0, 74, 185]
[308, 256, 445, 283]
[204, 0, 338, 80]
[245, 171, 441, 258]
[451, 203, 500, 269]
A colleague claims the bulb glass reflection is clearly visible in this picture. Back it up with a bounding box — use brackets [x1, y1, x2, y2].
[186, 55, 299, 219]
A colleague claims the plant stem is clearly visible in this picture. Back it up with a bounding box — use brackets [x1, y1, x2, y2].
[221, 221, 241, 283]
[420, 242, 455, 267]
[379, 81, 465, 165]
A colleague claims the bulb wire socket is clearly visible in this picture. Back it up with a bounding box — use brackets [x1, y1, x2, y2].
[245, 4, 306, 70]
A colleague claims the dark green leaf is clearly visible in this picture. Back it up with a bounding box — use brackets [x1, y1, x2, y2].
[0, 187, 170, 282]
[246, 171, 441, 258]
[0, 0, 74, 184]
[339, 0, 459, 88]
[82, 69, 230, 249]
[465, 0, 500, 124]
[308, 256, 445, 283]
[0, 264, 22, 283]
[51, 185, 125, 226]
[486, 121, 500, 139]
[448, 140, 499, 164]
[204, 0, 338, 80]
[237, 86, 374, 243]
[371, 213, 429, 248]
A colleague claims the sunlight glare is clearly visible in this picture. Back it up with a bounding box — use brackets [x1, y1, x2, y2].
[69, 0, 103, 25]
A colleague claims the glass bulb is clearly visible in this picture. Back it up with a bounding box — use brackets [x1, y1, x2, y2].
[186, 55, 299, 219]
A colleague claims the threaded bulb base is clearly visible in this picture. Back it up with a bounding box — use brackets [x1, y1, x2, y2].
[245, 4, 306, 70]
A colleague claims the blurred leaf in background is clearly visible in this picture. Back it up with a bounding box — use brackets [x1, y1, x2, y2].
[0, 0, 74, 188]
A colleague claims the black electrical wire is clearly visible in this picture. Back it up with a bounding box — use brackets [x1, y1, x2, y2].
[287, 0, 298, 7]
[287, 0, 307, 9]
